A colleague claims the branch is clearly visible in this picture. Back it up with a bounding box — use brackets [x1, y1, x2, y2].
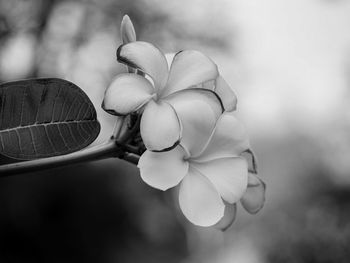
[0, 102, 143, 177]
[0, 139, 139, 177]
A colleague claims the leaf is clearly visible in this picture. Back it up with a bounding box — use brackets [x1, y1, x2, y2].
[0, 78, 100, 160]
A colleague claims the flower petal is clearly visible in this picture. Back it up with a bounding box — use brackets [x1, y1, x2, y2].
[164, 89, 223, 157]
[140, 100, 181, 151]
[215, 76, 237, 112]
[191, 157, 248, 204]
[215, 203, 237, 231]
[241, 173, 266, 214]
[117, 41, 168, 92]
[179, 167, 225, 226]
[241, 149, 258, 174]
[165, 53, 175, 69]
[247, 172, 261, 187]
[194, 112, 250, 162]
[138, 146, 188, 191]
[102, 74, 155, 115]
[161, 50, 219, 97]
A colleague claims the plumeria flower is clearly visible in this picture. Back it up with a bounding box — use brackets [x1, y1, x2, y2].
[138, 110, 252, 226]
[102, 15, 265, 228]
[102, 40, 237, 152]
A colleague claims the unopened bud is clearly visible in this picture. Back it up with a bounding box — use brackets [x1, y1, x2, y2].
[121, 15, 136, 44]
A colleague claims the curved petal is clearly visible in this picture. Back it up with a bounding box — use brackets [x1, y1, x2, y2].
[138, 147, 188, 191]
[215, 203, 237, 231]
[241, 173, 266, 214]
[140, 100, 181, 151]
[161, 50, 219, 97]
[164, 89, 223, 157]
[191, 157, 248, 204]
[102, 74, 155, 115]
[165, 53, 175, 69]
[215, 76, 237, 112]
[241, 149, 258, 174]
[194, 112, 250, 162]
[179, 167, 225, 227]
[117, 41, 169, 92]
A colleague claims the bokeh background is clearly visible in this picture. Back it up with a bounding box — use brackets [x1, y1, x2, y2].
[1, 0, 350, 262]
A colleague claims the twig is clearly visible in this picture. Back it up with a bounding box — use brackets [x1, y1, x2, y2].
[111, 116, 125, 139]
[123, 153, 140, 165]
[0, 140, 132, 177]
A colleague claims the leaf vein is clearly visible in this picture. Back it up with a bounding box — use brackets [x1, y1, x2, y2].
[28, 127, 37, 155]
[57, 125, 71, 150]
[66, 123, 80, 147]
[19, 86, 26, 126]
[0, 120, 96, 134]
[15, 129, 22, 154]
[44, 125, 57, 154]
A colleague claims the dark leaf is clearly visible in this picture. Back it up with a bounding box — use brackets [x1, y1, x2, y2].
[0, 78, 100, 160]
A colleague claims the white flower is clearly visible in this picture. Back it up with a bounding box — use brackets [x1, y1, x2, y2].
[102, 41, 237, 151]
[138, 111, 251, 226]
[103, 15, 265, 229]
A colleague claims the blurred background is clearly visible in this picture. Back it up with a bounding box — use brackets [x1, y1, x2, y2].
[1, 0, 350, 262]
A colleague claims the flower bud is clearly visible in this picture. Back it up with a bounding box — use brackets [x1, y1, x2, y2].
[120, 15, 136, 44]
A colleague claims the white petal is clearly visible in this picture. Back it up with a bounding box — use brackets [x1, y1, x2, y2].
[194, 112, 250, 162]
[117, 41, 169, 92]
[247, 172, 261, 187]
[191, 157, 248, 204]
[215, 203, 237, 231]
[241, 149, 258, 174]
[120, 15, 136, 44]
[215, 76, 237, 112]
[241, 173, 266, 214]
[164, 89, 223, 157]
[138, 147, 188, 191]
[179, 167, 225, 227]
[165, 53, 175, 69]
[161, 50, 219, 97]
[102, 74, 155, 115]
[140, 100, 181, 151]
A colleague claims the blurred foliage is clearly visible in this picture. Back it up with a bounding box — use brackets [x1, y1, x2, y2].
[1, 0, 350, 262]
[0, 160, 187, 262]
[0, 1, 191, 262]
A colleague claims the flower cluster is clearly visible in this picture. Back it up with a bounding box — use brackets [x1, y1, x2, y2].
[103, 15, 265, 228]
